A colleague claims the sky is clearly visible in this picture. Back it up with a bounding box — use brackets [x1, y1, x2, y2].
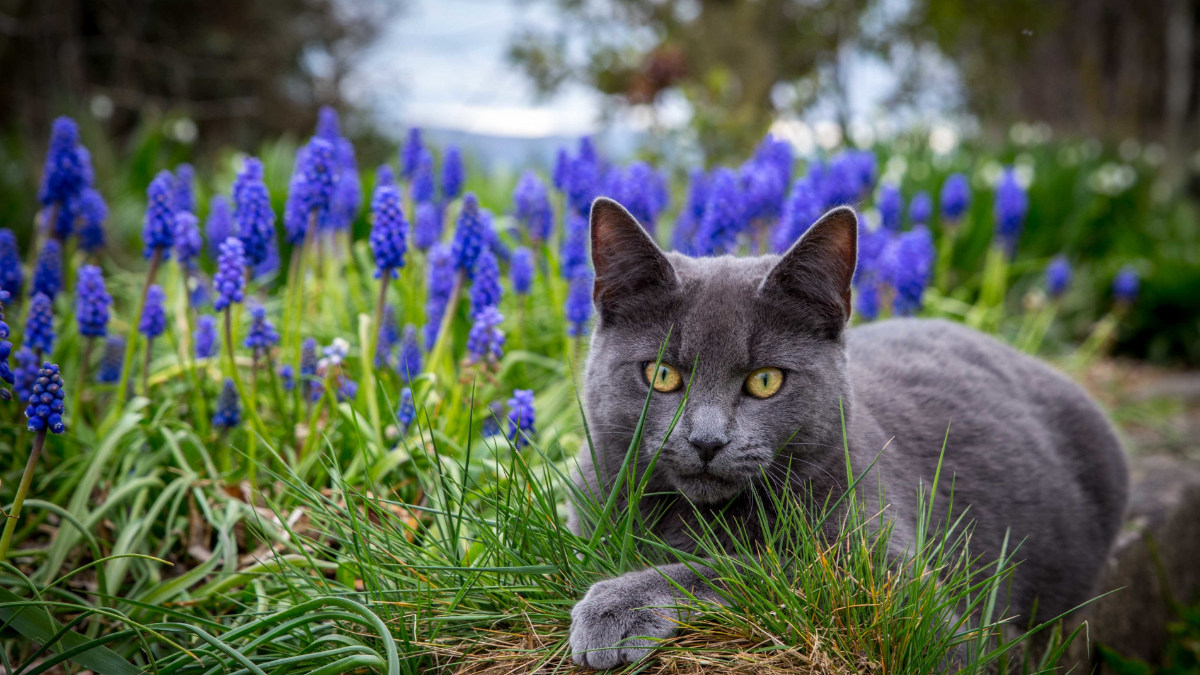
[345, 0, 960, 148]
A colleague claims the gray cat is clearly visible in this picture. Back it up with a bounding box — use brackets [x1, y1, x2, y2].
[566, 198, 1129, 669]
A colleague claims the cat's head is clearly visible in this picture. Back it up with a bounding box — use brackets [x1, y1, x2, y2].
[582, 198, 858, 504]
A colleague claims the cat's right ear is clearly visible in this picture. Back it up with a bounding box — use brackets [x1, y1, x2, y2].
[589, 197, 678, 323]
[761, 206, 858, 336]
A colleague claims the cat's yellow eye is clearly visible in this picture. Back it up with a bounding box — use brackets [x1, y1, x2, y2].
[644, 362, 684, 393]
[745, 367, 784, 399]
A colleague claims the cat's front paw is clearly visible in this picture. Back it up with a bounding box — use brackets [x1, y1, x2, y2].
[569, 576, 679, 669]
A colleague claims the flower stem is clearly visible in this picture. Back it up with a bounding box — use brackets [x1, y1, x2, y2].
[361, 274, 390, 447]
[71, 336, 95, 427]
[425, 272, 463, 380]
[115, 247, 163, 405]
[141, 337, 154, 396]
[0, 428, 47, 561]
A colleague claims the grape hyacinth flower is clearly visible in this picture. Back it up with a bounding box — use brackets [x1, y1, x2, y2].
[336, 375, 358, 402]
[173, 212, 203, 264]
[13, 348, 38, 404]
[317, 105, 341, 140]
[397, 387, 415, 433]
[213, 238, 246, 311]
[615, 162, 669, 233]
[565, 143, 600, 217]
[511, 247, 534, 295]
[96, 336, 124, 383]
[194, 315, 218, 359]
[285, 138, 339, 243]
[1045, 256, 1072, 299]
[244, 304, 280, 352]
[75, 265, 111, 338]
[482, 401, 504, 437]
[0, 230, 22, 297]
[401, 128, 424, 180]
[883, 226, 935, 316]
[32, 239, 63, 300]
[469, 250, 502, 317]
[24, 362, 66, 434]
[561, 213, 590, 281]
[376, 164, 397, 190]
[330, 138, 362, 232]
[466, 306, 505, 364]
[908, 191, 933, 226]
[566, 270, 593, 337]
[1113, 266, 1140, 304]
[280, 365, 295, 391]
[173, 164, 195, 215]
[300, 337, 320, 401]
[24, 293, 55, 356]
[143, 171, 176, 260]
[452, 194, 490, 276]
[513, 171, 553, 243]
[993, 168, 1028, 254]
[414, 201, 442, 251]
[369, 183, 409, 277]
[398, 325, 422, 383]
[773, 178, 821, 254]
[39, 118, 89, 209]
[855, 281, 880, 322]
[0, 291, 12, 400]
[878, 184, 904, 232]
[411, 150, 436, 204]
[553, 148, 570, 192]
[442, 146, 465, 201]
[506, 388, 536, 448]
[673, 169, 709, 255]
[424, 243, 455, 348]
[205, 195, 233, 260]
[212, 378, 240, 429]
[139, 285, 167, 339]
[234, 158, 277, 268]
[940, 173, 971, 222]
[695, 168, 744, 256]
[77, 188, 107, 253]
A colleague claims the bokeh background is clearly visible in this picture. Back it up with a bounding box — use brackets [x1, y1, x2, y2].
[3, 0, 1200, 366]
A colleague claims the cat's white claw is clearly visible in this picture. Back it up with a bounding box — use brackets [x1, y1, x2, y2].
[569, 578, 678, 669]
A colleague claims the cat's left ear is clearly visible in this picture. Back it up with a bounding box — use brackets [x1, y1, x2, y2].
[590, 197, 678, 324]
[761, 206, 858, 335]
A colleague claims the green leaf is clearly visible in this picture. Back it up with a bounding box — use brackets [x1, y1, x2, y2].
[0, 588, 140, 675]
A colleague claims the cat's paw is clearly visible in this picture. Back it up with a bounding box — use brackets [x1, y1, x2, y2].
[569, 576, 679, 669]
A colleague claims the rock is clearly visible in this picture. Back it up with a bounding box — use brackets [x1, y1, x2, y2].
[1066, 455, 1200, 668]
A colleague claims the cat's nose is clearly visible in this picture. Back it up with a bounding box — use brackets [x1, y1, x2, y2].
[689, 436, 727, 464]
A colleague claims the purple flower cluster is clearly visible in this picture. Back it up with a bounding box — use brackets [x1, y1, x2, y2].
[194, 315, 218, 359]
[510, 247, 534, 295]
[513, 171, 553, 243]
[77, 189, 108, 252]
[673, 169, 709, 255]
[397, 387, 416, 432]
[1113, 266, 1140, 304]
[33, 239, 63, 300]
[424, 243, 456, 349]
[940, 173, 971, 221]
[24, 362, 66, 434]
[772, 177, 821, 254]
[469, 250, 502, 317]
[212, 378, 240, 428]
[213, 237, 246, 311]
[452, 194, 490, 275]
[0, 291, 12, 400]
[878, 184, 903, 232]
[244, 304, 280, 352]
[566, 270, 593, 337]
[285, 138, 339, 243]
[908, 191, 933, 226]
[96, 336, 124, 383]
[993, 169, 1028, 254]
[466, 306, 505, 363]
[75, 265, 111, 338]
[411, 150, 436, 204]
[881, 226, 936, 316]
[206, 195, 233, 259]
[370, 183, 409, 277]
[39, 117, 96, 239]
[414, 201, 443, 251]
[442, 146, 465, 201]
[24, 293, 55, 355]
[234, 158, 277, 267]
[607, 161, 669, 234]
[1046, 256, 1072, 298]
[139, 285, 167, 339]
[173, 212, 203, 264]
[0, 230, 23, 297]
[506, 388, 536, 448]
[398, 325, 422, 383]
[695, 168, 744, 256]
[173, 164, 196, 215]
[143, 171, 176, 259]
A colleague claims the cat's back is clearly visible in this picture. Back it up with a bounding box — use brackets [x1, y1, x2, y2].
[845, 318, 1128, 619]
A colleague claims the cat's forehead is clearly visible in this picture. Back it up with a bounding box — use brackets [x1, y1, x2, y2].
[664, 252, 782, 357]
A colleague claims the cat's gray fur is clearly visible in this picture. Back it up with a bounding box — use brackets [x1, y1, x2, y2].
[566, 198, 1129, 669]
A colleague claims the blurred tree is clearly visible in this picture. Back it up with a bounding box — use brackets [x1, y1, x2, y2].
[508, 0, 869, 162]
[898, 0, 1200, 159]
[0, 0, 401, 151]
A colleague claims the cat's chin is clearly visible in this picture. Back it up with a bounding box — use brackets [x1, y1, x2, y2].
[670, 471, 746, 504]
